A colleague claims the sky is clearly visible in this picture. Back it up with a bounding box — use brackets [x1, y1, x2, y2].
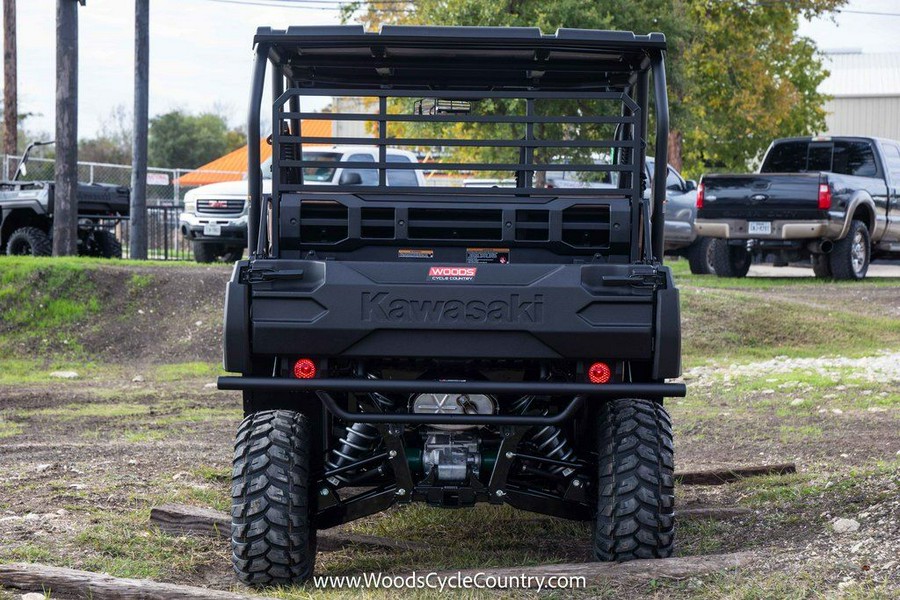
[1, 0, 899, 141]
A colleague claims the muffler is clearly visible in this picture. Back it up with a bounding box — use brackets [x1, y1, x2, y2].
[807, 239, 833, 254]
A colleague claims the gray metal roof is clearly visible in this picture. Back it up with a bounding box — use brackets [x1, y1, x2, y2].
[820, 52, 900, 98]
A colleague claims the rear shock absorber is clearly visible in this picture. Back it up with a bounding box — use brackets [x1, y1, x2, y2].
[512, 394, 577, 477]
[324, 387, 395, 486]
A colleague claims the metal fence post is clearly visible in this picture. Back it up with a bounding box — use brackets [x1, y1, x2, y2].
[173, 169, 180, 204]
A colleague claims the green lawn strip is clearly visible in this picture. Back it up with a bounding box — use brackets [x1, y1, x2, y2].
[152, 362, 226, 382]
[668, 257, 900, 289]
[0, 359, 223, 386]
[680, 287, 900, 366]
[0, 255, 222, 272]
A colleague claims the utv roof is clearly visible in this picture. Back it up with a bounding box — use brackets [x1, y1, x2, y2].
[255, 26, 667, 89]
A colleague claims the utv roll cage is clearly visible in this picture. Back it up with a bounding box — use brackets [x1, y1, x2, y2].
[245, 25, 671, 264]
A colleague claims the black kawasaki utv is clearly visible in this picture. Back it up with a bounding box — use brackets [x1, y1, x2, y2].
[219, 25, 684, 586]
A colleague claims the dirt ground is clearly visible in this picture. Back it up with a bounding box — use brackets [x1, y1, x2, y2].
[0, 264, 898, 598]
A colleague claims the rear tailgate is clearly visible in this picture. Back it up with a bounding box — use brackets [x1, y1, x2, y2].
[242, 260, 663, 361]
[698, 173, 824, 220]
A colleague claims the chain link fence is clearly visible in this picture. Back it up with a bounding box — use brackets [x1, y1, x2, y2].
[2, 154, 243, 261]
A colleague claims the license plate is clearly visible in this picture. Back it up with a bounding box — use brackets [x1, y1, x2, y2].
[748, 221, 771, 235]
[203, 223, 221, 236]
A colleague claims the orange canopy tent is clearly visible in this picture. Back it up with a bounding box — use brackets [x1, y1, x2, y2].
[176, 120, 333, 187]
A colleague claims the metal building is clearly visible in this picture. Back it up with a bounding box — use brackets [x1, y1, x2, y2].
[821, 50, 900, 140]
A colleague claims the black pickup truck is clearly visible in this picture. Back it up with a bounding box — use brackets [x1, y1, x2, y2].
[695, 136, 900, 279]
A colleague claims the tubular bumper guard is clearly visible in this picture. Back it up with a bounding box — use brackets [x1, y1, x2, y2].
[217, 376, 686, 425]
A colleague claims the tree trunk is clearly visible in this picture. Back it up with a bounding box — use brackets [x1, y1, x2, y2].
[129, 0, 149, 259]
[52, 0, 79, 256]
[667, 129, 683, 172]
[3, 0, 17, 169]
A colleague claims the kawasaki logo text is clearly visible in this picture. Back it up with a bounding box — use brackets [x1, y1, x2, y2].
[361, 293, 544, 324]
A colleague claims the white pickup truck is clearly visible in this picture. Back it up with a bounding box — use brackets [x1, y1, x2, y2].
[180, 146, 424, 262]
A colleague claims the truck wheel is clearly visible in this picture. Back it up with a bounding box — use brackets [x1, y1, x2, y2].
[829, 220, 870, 280]
[232, 410, 316, 586]
[193, 242, 221, 263]
[222, 246, 245, 263]
[6, 227, 52, 257]
[686, 237, 715, 275]
[593, 398, 674, 562]
[95, 230, 123, 259]
[711, 240, 751, 278]
[811, 254, 832, 278]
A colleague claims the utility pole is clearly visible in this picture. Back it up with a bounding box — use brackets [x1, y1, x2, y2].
[52, 0, 82, 256]
[129, 0, 149, 259]
[3, 0, 17, 173]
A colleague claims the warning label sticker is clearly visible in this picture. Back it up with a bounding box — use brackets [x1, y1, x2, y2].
[399, 248, 434, 260]
[466, 248, 510, 264]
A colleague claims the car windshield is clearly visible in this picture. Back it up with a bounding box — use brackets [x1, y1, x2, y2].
[301, 152, 342, 182]
[260, 152, 343, 182]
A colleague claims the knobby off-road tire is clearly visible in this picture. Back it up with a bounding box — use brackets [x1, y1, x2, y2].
[811, 253, 832, 278]
[686, 237, 716, 275]
[85, 229, 122, 259]
[222, 246, 245, 263]
[593, 398, 675, 562]
[6, 226, 52, 256]
[711, 239, 751, 278]
[193, 242, 220, 263]
[829, 220, 870, 280]
[232, 410, 317, 586]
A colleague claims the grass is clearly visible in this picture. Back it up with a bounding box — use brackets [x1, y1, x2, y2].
[669, 257, 900, 288]
[23, 402, 153, 420]
[0, 258, 104, 356]
[0, 418, 22, 439]
[0, 359, 106, 385]
[152, 362, 225, 382]
[680, 287, 900, 365]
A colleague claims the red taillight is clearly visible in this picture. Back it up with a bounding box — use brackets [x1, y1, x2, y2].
[695, 182, 705, 209]
[292, 358, 316, 379]
[818, 183, 832, 210]
[588, 362, 612, 384]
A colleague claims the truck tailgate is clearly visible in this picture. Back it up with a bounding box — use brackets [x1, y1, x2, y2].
[699, 173, 824, 220]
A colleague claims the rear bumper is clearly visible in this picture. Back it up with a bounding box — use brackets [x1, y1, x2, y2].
[695, 218, 840, 240]
[179, 213, 248, 242]
[223, 259, 682, 378]
[217, 376, 687, 424]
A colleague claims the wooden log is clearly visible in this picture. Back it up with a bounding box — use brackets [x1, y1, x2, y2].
[676, 463, 796, 485]
[679, 506, 752, 519]
[149, 504, 431, 552]
[150, 504, 228, 537]
[434, 551, 755, 587]
[0, 563, 276, 600]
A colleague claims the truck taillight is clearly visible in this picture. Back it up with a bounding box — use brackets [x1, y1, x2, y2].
[588, 362, 612, 384]
[695, 182, 705, 209]
[818, 183, 832, 210]
[292, 358, 317, 379]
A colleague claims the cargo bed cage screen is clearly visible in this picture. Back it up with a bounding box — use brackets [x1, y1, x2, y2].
[246, 26, 670, 263]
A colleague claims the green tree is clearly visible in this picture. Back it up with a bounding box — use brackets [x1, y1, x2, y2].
[347, 0, 844, 177]
[148, 110, 243, 169]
